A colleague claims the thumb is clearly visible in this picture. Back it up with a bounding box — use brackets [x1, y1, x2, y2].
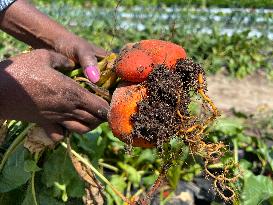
[79, 53, 100, 83]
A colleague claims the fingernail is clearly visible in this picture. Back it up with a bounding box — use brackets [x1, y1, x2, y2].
[85, 66, 100, 83]
[97, 108, 109, 120]
[64, 59, 75, 68]
[68, 59, 75, 67]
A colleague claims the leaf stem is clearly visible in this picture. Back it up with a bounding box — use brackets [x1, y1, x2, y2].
[61, 142, 130, 204]
[31, 152, 40, 205]
[98, 161, 119, 172]
[232, 138, 239, 164]
[0, 123, 35, 171]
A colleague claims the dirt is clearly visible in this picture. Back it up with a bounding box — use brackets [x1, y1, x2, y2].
[207, 71, 273, 114]
[128, 59, 239, 202]
[127, 59, 272, 144]
[131, 59, 205, 146]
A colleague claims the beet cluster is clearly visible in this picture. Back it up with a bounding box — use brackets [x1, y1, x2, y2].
[108, 39, 205, 148]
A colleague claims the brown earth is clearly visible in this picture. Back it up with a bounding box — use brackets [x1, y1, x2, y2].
[207, 72, 273, 114]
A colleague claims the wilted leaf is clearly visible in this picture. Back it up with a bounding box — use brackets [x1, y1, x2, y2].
[68, 143, 104, 205]
[24, 126, 55, 154]
[83, 186, 104, 205]
[0, 145, 31, 192]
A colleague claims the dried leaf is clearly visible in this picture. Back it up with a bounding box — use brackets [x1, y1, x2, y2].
[24, 126, 54, 154]
[83, 186, 104, 205]
[67, 141, 105, 205]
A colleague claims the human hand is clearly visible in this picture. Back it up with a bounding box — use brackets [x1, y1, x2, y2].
[0, 49, 109, 141]
[55, 35, 110, 83]
[0, 0, 109, 83]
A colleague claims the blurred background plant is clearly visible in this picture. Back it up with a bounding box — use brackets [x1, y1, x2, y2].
[0, 0, 272, 204]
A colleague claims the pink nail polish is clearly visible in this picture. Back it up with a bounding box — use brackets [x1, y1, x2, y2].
[85, 66, 100, 83]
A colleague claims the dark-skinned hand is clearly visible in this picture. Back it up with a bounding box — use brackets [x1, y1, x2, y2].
[0, 49, 109, 141]
[0, 0, 110, 82]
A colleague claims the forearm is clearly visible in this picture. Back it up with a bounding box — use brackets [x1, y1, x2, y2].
[0, 0, 108, 83]
[0, 0, 77, 59]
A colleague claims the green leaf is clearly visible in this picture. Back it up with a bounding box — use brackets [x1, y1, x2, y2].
[106, 175, 127, 205]
[142, 174, 157, 187]
[22, 184, 36, 205]
[136, 149, 155, 165]
[168, 164, 182, 189]
[239, 159, 253, 170]
[0, 145, 31, 192]
[211, 118, 244, 136]
[54, 182, 68, 202]
[66, 69, 83, 77]
[41, 146, 85, 199]
[74, 125, 107, 165]
[24, 160, 41, 172]
[241, 171, 273, 205]
[118, 162, 141, 187]
[101, 122, 124, 144]
[188, 101, 200, 115]
[0, 186, 27, 204]
[211, 202, 223, 205]
[181, 164, 202, 182]
[38, 194, 65, 205]
[257, 140, 273, 171]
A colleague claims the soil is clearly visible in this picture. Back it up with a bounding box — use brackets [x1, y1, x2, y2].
[207, 71, 273, 114]
[130, 59, 205, 146]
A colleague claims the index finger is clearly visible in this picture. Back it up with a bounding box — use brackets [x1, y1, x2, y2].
[90, 43, 111, 60]
[77, 88, 110, 121]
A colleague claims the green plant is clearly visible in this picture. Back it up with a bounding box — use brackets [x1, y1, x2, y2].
[1, 5, 272, 78]
[32, 0, 273, 8]
[0, 2, 273, 204]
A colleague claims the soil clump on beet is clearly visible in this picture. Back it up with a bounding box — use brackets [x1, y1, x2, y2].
[130, 58, 205, 147]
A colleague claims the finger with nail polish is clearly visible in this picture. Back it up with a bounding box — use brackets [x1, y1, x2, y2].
[85, 65, 100, 83]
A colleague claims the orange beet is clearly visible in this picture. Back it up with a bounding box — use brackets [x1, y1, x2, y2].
[115, 48, 154, 83]
[136, 39, 187, 68]
[108, 83, 154, 148]
[114, 40, 187, 83]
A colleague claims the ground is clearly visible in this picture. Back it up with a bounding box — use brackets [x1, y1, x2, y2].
[207, 71, 273, 114]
